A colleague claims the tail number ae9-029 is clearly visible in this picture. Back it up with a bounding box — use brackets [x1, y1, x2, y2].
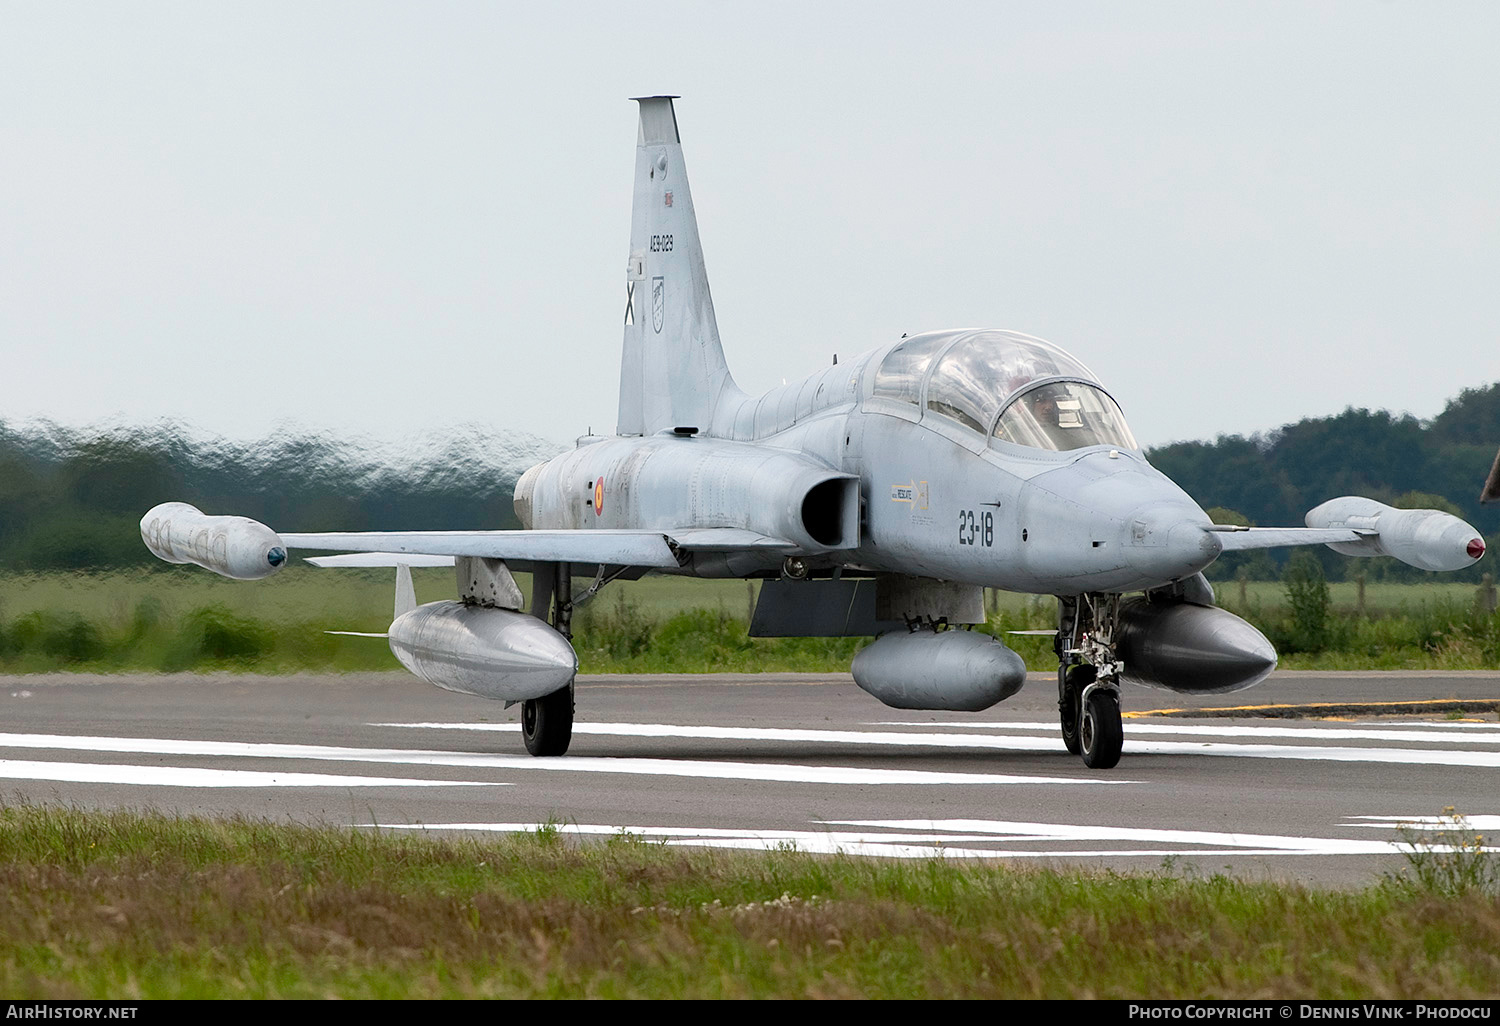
[958, 509, 993, 547]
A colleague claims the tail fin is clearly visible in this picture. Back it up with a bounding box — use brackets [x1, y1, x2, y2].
[617, 97, 742, 436]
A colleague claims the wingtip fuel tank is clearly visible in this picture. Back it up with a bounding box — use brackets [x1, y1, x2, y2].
[140, 502, 288, 580]
[1306, 497, 1485, 572]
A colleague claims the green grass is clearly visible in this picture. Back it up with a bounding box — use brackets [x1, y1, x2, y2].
[1, 803, 1497, 998]
[0, 567, 461, 625]
[0, 570, 1496, 674]
[0, 568, 1065, 626]
[1216, 579, 1483, 617]
[0, 570, 1052, 674]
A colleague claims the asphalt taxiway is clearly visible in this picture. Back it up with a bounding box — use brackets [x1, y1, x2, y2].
[2, 669, 1498, 886]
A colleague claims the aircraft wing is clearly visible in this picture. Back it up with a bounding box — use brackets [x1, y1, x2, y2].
[1211, 499, 1482, 572]
[661, 528, 799, 551]
[304, 552, 457, 568]
[282, 528, 798, 569]
[1212, 527, 1365, 552]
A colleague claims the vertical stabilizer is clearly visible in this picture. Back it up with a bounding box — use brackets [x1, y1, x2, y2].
[618, 97, 741, 436]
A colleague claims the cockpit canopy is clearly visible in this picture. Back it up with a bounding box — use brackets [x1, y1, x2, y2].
[870, 328, 1138, 451]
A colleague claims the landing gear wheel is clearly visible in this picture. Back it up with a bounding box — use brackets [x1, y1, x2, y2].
[1059, 664, 1095, 755]
[522, 681, 574, 757]
[1079, 687, 1123, 770]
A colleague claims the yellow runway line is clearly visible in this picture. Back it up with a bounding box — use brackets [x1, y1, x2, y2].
[1127, 698, 1500, 720]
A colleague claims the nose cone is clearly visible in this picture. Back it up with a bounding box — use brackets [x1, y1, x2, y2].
[1125, 505, 1222, 585]
[1020, 453, 1225, 592]
[1395, 507, 1489, 571]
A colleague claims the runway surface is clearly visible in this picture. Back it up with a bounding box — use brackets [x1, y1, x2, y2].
[3, 669, 1499, 886]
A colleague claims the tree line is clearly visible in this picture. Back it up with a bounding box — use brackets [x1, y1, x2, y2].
[1149, 383, 1500, 581]
[0, 423, 559, 571]
[1, 381, 1496, 578]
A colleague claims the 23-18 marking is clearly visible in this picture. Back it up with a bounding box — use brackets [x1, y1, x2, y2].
[958, 509, 993, 547]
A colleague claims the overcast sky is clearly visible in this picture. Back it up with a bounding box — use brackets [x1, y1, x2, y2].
[2, 2, 1495, 452]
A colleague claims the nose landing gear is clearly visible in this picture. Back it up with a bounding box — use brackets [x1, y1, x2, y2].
[1079, 686, 1123, 769]
[1057, 594, 1124, 769]
[1057, 663, 1090, 755]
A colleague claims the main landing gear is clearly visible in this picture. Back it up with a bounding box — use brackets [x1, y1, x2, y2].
[522, 563, 576, 757]
[1056, 594, 1124, 769]
[522, 681, 574, 757]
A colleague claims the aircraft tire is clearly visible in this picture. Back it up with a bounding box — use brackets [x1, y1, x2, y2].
[522, 681, 574, 757]
[1079, 687, 1122, 769]
[1059, 664, 1094, 755]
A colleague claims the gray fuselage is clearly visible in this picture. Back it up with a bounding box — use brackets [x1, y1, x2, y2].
[519, 329, 1221, 597]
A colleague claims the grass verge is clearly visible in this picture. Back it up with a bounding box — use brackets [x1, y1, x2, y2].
[1, 571, 1497, 674]
[2, 804, 1499, 998]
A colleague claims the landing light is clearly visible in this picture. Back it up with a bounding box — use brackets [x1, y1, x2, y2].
[1469, 538, 1486, 560]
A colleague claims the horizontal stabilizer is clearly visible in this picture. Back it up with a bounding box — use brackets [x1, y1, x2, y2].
[324, 630, 390, 638]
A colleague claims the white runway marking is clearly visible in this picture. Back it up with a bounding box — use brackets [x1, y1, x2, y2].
[383, 719, 1500, 769]
[1350, 814, 1500, 831]
[881, 720, 1500, 745]
[375, 821, 1198, 858]
[387, 719, 1091, 752]
[667, 839, 1317, 858]
[1102, 740, 1500, 767]
[836, 819, 1405, 855]
[0, 759, 496, 789]
[0, 732, 1099, 787]
[377, 823, 1040, 844]
[373, 818, 1429, 859]
[379, 823, 1033, 859]
[1369, 721, 1500, 730]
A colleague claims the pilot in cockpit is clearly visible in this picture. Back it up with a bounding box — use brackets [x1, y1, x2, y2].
[1028, 388, 1059, 425]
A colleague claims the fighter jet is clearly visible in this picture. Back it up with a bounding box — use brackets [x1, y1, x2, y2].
[140, 97, 1486, 769]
